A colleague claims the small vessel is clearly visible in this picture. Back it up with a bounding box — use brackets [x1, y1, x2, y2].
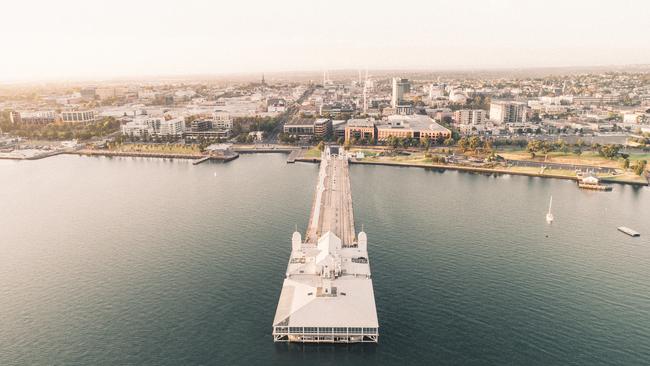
[617, 227, 640, 237]
[546, 196, 554, 224]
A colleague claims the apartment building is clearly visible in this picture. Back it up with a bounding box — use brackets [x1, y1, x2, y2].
[489, 101, 527, 123]
[453, 109, 486, 125]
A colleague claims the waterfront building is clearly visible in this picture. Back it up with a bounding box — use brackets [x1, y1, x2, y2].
[158, 118, 186, 136]
[489, 101, 527, 124]
[376, 115, 451, 142]
[314, 118, 332, 139]
[190, 119, 212, 131]
[282, 118, 331, 140]
[183, 117, 232, 140]
[184, 129, 230, 140]
[120, 116, 185, 137]
[332, 120, 347, 141]
[454, 109, 486, 125]
[213, 111, 233, 129]
[61, 110, 97, 123]
[284, 118, 316, 138]
[345, 118, 376, 143]
[121, 118, 156, 137]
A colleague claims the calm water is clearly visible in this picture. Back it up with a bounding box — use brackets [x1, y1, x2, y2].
[1, 154, 649, 365]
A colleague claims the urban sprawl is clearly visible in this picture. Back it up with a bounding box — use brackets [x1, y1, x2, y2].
[1, 69, 649, 186]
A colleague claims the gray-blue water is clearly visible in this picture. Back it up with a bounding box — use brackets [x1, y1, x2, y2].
[1, 154, 649, 365]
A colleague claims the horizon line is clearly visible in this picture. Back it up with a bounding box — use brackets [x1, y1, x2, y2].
[2, 62, 650, 86]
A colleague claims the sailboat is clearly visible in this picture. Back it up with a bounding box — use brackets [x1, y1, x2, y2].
[546, 196, 554, 224]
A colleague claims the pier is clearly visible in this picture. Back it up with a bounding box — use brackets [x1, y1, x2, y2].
[192, 156, 211, 165]
[286, 149, 299, 163]
[272, 146, 379, 343]
[191, 153, 239, 165]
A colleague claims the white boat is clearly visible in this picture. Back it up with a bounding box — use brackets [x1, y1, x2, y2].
[546, 196, 554, 224]
[617, 226, 640, 237]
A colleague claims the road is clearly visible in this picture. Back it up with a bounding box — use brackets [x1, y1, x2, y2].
[265, 86, 315, 144]
[305, 152, 356, 246]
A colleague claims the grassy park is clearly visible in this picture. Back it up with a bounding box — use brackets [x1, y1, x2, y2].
[108, 143, 202, 155]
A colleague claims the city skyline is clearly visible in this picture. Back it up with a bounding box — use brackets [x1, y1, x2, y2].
[3, 0, 650, 83]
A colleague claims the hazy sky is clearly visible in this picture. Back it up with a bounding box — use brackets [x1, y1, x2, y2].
[2, 0, 649, 82]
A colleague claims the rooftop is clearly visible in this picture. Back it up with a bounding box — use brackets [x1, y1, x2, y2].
[347, 118, 376, 128]
[273, 149, 378, 343]
[382, 114, 450, 133]
[273, 231, 378, 329]
[285, 117, 315, 126]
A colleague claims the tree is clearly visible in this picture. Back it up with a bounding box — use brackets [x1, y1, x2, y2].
[632, 160, 647, 176]
[622, 158, 630, 170]
[387, 135, 400, 149]
[527, 140, 542, 155]
[468, 136, 481, 152]
[316, 141, 325, 151]
[420, 136, 432, 149]
[443, 137, 454, 146]
[573, 146, 582, 156]
[484, 140, 494, 153]
[598, 144, 620, 159]
[458, 137, 468, 151]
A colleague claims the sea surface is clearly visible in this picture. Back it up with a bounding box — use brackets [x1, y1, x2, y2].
[1, 154, 649, 365]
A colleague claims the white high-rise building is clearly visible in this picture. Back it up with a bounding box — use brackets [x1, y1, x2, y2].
[489, 101, 527, 123]
[159, 118, 186, 136]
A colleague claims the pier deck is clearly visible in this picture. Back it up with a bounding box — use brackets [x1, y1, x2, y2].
[272, 146, 379, 343]
[305, 154, 356, 246]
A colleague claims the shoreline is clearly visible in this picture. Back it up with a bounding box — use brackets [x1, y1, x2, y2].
[349, 159, 649, 187]
[5, 148, 647, 187]
[71, 150, 204, 159]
